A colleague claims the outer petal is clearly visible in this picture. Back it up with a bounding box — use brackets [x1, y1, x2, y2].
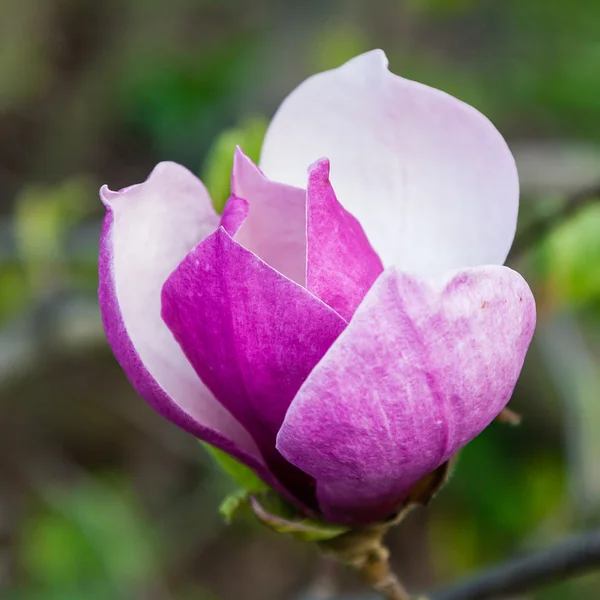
[99, 162, 273, 484]
[231, 148, 307, 285]
[307, 159, 383, 320]
[260, 50, 519, 275]
[277, 266, 536, 524]
[161, 227, 347, 506]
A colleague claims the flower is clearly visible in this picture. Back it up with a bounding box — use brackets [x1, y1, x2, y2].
[98, 50, 536, 525]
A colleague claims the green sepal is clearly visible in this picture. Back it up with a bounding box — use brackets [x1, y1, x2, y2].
[200, 442, 269, 493]
[249, 491, 349, 542]
[219, 489, 250, 524]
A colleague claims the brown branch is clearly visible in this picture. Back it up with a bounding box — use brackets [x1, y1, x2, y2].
[302, 528, 600, 600]
[429, 528, 600, 600]
[509, 183, 600, 259]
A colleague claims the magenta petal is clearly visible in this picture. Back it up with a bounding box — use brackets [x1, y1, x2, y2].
[277, 266, 536, 524]
[161, 227, 347, 506]
[307, 159, 384, 319]
[99, 163, 276, 488]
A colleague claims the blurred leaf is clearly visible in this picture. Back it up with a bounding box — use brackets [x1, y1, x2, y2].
[5, 583, 124, 600]
[533, 572, 600, 600]
[537, 314, 600, 514]
[201, 115, 268, 212]
[118, 39, 260, 159]
[407, 0, 478, 14]
[20, 477, 159, 592]
[432, 428, 565, 572]
[429, 511, 480, 578]
[542, 202, 600, 305]
[177, 586, 219, 600]
[13, 176, 96, 292]
[20, 508, 100, 587]
[505, 0, 600, 139]
[0, 265, 29, 323]
[201, 441, 269, 492]
[309, 20, 369, 72]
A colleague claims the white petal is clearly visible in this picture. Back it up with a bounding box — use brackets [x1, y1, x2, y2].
[260, 50, 519, 274]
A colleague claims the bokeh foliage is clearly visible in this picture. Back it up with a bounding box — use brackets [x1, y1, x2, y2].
[1, 0, 600, 598]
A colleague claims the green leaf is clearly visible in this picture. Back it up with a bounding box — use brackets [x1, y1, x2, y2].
[201, 115, 268, 213]
[200, 442, 269, 492]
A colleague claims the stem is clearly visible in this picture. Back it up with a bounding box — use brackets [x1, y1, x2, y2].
[495, 406, 522, 426]
[318, 464, 456, 600]
[356, 542, 411, 600]
[320, 527, 413, 600]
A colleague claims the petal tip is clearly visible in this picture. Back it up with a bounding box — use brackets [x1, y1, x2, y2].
[233, 145, 248, 163]
[232, 146, 265, 195]
[308, 158, 331, 181]
[99, 184, 120, 208]
[100, 161, 202, 208]
[343, 49, 389, 73]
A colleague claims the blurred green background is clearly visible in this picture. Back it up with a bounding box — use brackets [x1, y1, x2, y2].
[1, 0, 600, 598]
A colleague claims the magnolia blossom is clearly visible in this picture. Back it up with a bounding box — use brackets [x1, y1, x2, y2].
[99, 50, 536, 525]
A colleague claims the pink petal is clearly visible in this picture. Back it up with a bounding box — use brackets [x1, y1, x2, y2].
[231, 148, 307, 285]
[219, 194, 249, 236]
[277, 266, 536, 524]
[161, 227, 347, 507]
[99, 162, 274, 484]
[307, 159, 383, 320]
[260, 50, 519, 275]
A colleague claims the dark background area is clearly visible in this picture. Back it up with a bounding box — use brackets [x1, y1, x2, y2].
[1, 0, 600, 598]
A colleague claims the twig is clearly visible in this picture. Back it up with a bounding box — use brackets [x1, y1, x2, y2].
[509, 183, 600, 259]
[494, 406, 521, 426]
[428, 528, 600, 600]
[310, 528, 600, 600]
